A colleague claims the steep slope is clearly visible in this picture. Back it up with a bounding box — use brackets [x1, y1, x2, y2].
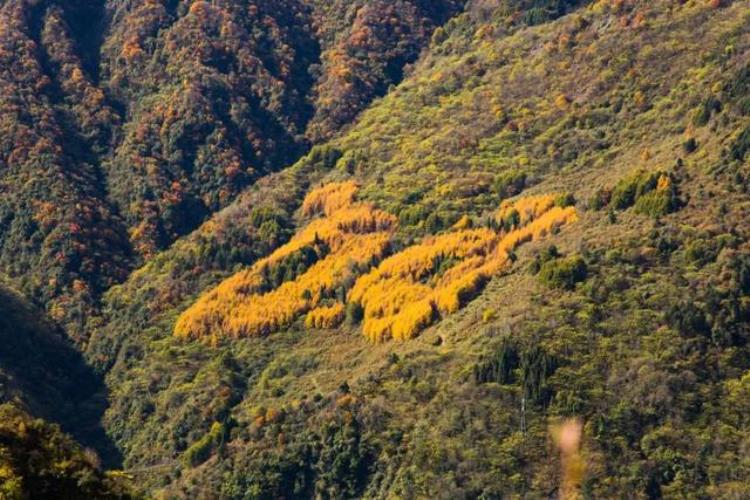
[84, 0, 750, 497]
[100, 0, 463, 255]
[305, 0, 464, 141]
[174, 187, 577, 342]
[100, 0, 320, 256]
[0, 0, 132, 344]
[0, 280, 121, 468]
[0, 0, 459, 345]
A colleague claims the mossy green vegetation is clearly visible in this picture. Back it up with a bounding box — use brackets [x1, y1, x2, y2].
[183, 421, 229, 468]
[609, 170, 680, 217]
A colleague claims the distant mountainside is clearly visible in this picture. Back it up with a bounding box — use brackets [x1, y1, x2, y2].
[3, 0, 750, 498]
[0, 0, 460, 345]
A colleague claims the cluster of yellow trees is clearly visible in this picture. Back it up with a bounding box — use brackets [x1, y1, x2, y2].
[349, 228, 498, 341]
[497, 193, 557, 224]
[301, 181, 359, 217]
[305, 303, 346, 329]
[350, 195, 578, 341]
[174, 182, 396, 342]
[175, 187, 577, 343]
[497, 203, 578, 251]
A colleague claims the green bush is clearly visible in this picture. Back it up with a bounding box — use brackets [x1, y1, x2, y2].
[345, 302, 364, 325]
[250, 207, 290, 230]
[307, 145, 343, 170]
[692, 97, 722, 126]
[538, 255, 588, 290]
[501, 209, 521, 232]
[494, 169, 527, 199]
[183, 422, 227, 468]
[474, 339, 519, 385]
[588, 188, 610, 210]
[611, 171, 660, 209]
[731, 125, 750, 161]
[610, 178, 639, 209]
[520, 346, 558, 407]
[399, 205, 429, 227]
[555, 193, 576, 208]
[634, 189, 677, 218]
[728, 66, 750, 115]
[529, 245, 560, 274]
[608, 171, 678, 217]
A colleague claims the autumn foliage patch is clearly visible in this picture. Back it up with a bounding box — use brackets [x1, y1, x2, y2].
[176, 187, 577, 343]
[174, 182, 397, 342]
[350, 195, 578, 341]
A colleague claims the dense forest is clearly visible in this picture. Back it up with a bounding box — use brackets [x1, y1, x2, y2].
[0, 0, 460, 345]
[2, 0, 750, 498]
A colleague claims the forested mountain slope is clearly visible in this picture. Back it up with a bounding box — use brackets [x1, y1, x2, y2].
[77, 0, 750, 497]
[3, 0, 750, 498]
[0, 0, 133, 344]
[0, 0, 459, 345]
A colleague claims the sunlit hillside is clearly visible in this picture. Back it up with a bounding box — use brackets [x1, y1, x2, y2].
[2, 0, 750, 498]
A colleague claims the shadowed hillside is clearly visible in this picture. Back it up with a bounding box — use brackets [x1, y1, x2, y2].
[0, 280, 122, 468]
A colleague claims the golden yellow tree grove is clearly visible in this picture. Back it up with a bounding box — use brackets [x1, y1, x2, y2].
[174, 185, 577, 344]
[349, 196, 577, 342]
[497, 193, 557, 224]
[301, 180, 359, 217]
[305, 303, 346, 329]
[174, 182, 396, 342]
